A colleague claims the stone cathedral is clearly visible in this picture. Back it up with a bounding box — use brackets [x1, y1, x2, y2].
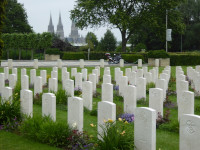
[47, 13, 85, 45]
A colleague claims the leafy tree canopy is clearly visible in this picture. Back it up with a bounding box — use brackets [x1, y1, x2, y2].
[71, 0, 185, 52]
[3, 0, 32, 33]
[85, 32, 98, 50]
[98, 30, 117, 51]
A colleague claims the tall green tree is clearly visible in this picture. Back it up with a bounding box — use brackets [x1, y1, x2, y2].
[98, 30, 117, 51]
[85, 32, 98, 50]
[3, 0, 32, 33]
[0, 0, 7, 57]
[71, 0, 184, 52]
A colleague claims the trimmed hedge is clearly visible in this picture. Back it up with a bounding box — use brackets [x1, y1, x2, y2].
[122, 54, 144, 63]
[148, 50, 169, 58]
[169, 53, 200, 66]
[62, 52, 86, 60]
[46, 48, 61, 55]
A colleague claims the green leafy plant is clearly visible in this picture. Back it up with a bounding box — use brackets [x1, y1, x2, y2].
[20, 116, 72, 147]
[146, 82, 155, 94]
[55, 89, 69, 105]
[97, 120, 134, 150]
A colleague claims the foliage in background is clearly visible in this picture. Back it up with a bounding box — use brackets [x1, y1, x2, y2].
[97, 30, 117, 51]
[1, 32, 53, 59]
[45, 48, 61, 55]
[0, 0, 7, 57]
[55, 89, 68, 105]
[148, 50, 170, 58]
[97, 121, 134, 150]
[2, 0, 32, 33]
[85, 32, 98, 51]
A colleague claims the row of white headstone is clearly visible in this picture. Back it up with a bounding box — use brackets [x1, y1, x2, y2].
[1, 65, 200, 149]
[6, 58, 155, 69]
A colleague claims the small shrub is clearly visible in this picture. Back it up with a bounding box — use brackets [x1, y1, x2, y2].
[33, 93, 43, 105]
[137, 97, 147, 105]
[90, 109, 97, 117]
[66, 130, 94, 150]
[0, 97, 22, 132]
[156, 110, 170, 128]
[116, 105, 123, 117]
[20, 116, 72, 147]
[97, 121, 134, 150]
[55, 89, 69, 105]
[74, 87, 82, 96]
[164, 96, 177, 109]
[159, 119, 179, 133]
[93, 91, 101, 98]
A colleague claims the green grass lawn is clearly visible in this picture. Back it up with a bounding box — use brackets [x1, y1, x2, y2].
[0, 66, 199, 150]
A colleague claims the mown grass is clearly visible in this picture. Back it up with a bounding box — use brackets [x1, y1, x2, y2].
[0, 66, 199, 150]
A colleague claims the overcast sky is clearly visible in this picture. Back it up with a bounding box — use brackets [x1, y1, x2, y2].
[17, 0, 121, 41]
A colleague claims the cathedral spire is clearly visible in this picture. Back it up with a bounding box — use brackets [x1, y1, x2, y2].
[48, 13, 54, 33]
[56, 12, 64, 40]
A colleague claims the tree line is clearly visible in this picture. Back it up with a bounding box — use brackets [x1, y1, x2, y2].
[2, 32, 52, 59]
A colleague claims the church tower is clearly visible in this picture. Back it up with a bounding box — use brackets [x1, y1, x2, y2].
[48, 14, 54, 33]
[56, 12, 64, 40]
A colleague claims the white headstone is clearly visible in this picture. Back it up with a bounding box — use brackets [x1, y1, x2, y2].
[155, 59, 159, 67]
[92, 69, 99, 84]
[89, 74, 96, 93]
[71, 68, 77, 78]
[20, 89, 33, 117]
[82, 81, 93, 110]
[177, 80, 189, 104]
[180, 114, 200, 150]
[125, 68, 131, 79]
[150, 69, 156, 83]
[53, 67, 58, 72]
[30, 69, 36, 85]
[40, 70, 47, 86]
[138, 59, 142, 67]
[137, 77, 146, 100]
[144, 72, 152, 84]
[132, 66, 138, 72]
[34, 76, 42, 96]
[8, 59, 13, 69]
[51, 71, 58, 80]
[129, 71, 137, 86]
[149, 88, 164, 118]
[81, 68, 88, 81]
[12, 68, 18, 82]
[4, 67, 9, 80]
[68, 97, 83, 131]
[1, 87, 12, 104]
[21, 68, 26, 79]
[75, 73, 83, 89]
[0, 73, 5, 95]
[103, 75, 111, 84]
[42, 93, 56, 121]
[178, 91, 194, 120]
[63, 79, 74, 97]
[137, 69, 143, 78]
[142, 67, 148, 75]
[156, 79, 166, 101]
[80, 59, 84, 68]
[124, 85, 136, 114]
[120, 59, 124, 67]
[100, 59, 104, 68]
[134, 107, 156, 150]
[9, 74, 16, 89]
[57, 59, 62, 68]
[34, 59, 38, 69]
[114, 67, 120, 82]
[95, 66, 100, 77]
[21, 75, 29, 90]
[102, 83, 113, 102]
[119, 76, 128, 97]
[98, 101, 116, 139]
[49, 78, 58, 93]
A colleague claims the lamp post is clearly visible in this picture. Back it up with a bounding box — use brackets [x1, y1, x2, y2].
[166, 10, 172, 52]
[166, 10, 168, 52]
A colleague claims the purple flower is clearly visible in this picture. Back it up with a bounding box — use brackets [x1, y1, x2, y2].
[114, 85, 119, 91]
[118, 113, 134, 123]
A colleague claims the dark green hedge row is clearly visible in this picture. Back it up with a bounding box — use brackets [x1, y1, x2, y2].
[169, 54, 200, 66]
[122, 54, 144, 63]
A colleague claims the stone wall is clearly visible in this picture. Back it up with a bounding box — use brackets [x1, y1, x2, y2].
[148, 58, 170, 67]
[45, 54, 60, 61]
